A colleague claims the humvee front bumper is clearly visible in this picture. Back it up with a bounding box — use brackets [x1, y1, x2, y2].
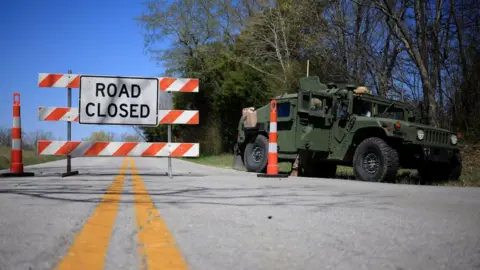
[401, 144, 459, 169]
[420, 146, 457, 162]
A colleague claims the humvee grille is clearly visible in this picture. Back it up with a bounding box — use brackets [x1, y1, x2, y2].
[425, 130, 449, 144]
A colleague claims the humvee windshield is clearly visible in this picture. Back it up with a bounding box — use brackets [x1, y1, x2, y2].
[353, 100, 373, 117]
[377, 104, 405, 121]
[353, 99, 406, 121]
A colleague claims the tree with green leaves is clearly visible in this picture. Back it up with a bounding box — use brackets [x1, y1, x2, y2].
[136, 0, 480, 150]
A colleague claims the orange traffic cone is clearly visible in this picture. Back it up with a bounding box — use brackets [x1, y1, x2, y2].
[257, 99, 288, 179]
[1, 93, 34, 177]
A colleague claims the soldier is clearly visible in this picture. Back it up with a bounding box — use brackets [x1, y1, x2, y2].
[310, 98, 322, 111]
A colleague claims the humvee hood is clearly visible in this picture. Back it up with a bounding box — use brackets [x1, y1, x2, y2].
[408, 123, 453, 133]
[373, 117, 453, 133]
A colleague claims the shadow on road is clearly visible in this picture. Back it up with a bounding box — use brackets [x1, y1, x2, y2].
[0, 165, 450, 211]
[1, 165, 209, 178]
[0, 176, 399, 213]
[31, 172, 208, 177]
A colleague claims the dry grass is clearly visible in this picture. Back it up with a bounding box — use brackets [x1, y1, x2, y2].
[452, 144, 480, 187]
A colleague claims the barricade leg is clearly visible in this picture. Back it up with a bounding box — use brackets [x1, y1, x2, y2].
[61, 69, 79, 177]
[257, 100, 288, 179]
[1, 93, 35, 177]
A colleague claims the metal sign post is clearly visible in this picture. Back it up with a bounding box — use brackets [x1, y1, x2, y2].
[167, 91, 172, 178]
[62, 69, 79, 177]
[168, 124, 172, 178]
[158, 88, 174, 178]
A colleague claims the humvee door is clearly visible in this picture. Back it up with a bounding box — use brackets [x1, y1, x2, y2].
[275, 100, 297, 154]
[295, 91, 333, 152]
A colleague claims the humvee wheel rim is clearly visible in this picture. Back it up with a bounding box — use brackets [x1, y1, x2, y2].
[252, 146, 263, 163]
[363, 153, 380, 174]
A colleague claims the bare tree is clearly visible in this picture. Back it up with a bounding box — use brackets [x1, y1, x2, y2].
[0, 127, 11, 147]
[29, 130, 55, 150]
[120, 132, 143, 142]
[366, 0, 439, 125]
[83, 131, 116, 142]
[322, 0, 403, 96]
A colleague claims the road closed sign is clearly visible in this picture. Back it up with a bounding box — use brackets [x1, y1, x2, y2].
[78, 75, 159, 126]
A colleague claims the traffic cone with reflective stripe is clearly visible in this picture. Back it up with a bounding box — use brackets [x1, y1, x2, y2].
[1, 93, 34, 177]
[257, 100, 288, 178]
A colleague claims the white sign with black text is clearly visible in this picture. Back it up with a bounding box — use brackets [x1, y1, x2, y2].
[79, 75, 159, 126]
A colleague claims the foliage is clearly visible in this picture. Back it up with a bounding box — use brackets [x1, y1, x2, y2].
[136, 0, 480, 154]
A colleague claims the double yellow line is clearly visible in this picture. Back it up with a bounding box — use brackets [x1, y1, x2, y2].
[55, 157, 187, 270]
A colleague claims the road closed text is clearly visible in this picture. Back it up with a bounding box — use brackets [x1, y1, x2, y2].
[84, 83, 151, 119]
[79, 76, 159, 126]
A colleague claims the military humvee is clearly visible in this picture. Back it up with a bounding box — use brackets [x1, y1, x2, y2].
[234, 76, 462, 183]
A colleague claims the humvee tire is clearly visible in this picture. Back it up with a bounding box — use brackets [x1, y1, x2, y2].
[417, 152, 462, 183]
[243, 134, 268, 172]
[353, 137, 399, 182]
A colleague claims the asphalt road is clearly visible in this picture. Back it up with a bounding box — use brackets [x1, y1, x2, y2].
[1, 157, 479, 270]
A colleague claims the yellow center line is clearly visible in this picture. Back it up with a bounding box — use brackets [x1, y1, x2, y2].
[130, 158, 188, 270]
[55, 157, 130, 270]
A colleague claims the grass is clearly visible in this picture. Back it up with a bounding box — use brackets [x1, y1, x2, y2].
[184, 153, 293, 171]
[184, 150, 480, 187]
[0, 145, 64, 170]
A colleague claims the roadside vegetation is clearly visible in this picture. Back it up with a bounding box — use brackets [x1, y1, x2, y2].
[0, 145, 63, 170]
[0, 129, 64, 170]
[136, 1, 480, 187]
[3, 1, 479, 188]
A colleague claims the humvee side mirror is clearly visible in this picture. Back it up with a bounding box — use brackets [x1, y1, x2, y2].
[408, 111, 416, 122]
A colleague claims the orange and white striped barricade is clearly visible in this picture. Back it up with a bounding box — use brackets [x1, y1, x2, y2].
[157, 77, 198, 177]
[37, 70, 79, 177]
[1, 93, 35, 177]
[37, 72, 200, 178]
[38, 107, 199, 124]
[37, 141, 199, 157]
[257, 100, 288, 178]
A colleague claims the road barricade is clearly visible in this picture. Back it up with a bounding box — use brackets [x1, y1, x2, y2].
[37, 141, 199, 157]
[35, 71, 200, 177]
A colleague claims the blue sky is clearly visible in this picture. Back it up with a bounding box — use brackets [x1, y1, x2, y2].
[0, 0, 169, 141]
